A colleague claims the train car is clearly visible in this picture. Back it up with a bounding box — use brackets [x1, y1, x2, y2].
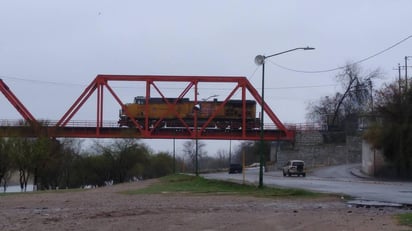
[118, 96, 260, 129]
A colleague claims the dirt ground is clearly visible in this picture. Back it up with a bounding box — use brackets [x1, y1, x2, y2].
[0, 180, 410, 231]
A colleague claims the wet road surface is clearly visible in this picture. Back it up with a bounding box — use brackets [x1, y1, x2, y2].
[203, 164, 412, 206]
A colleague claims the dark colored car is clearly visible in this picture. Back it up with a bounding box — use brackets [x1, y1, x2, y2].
[282, 160, 306, 177]
[228, 164, 243, 174]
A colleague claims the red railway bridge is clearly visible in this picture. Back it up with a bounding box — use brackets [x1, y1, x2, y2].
[0, 75, 295, 141]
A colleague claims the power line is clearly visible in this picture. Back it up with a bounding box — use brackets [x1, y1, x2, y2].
[0, 75, 85, 87]
[2, 35, 410, 86]
[0, 73, 335, 91]
[266, 84, 337, 90]
[267, 35, 412, 74]
[247, 65, 260, 81]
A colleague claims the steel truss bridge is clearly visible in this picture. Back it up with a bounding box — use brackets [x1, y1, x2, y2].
[0, 75, 295, 141]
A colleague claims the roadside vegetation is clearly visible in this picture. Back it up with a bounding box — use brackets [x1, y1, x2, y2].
[0, 135, 270, 192]
[308, 62, 412, 178]
[396, 213, 412, 227]
[0, 121, 277, 193]
[363, 76, 412, 178]
[0, 138, 178, 191]
[123, 174, 322, 198]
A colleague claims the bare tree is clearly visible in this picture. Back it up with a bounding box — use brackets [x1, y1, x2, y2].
[9, 138, 32, 192]
[215, 149, 229, 168]
[182, 140, 206, 172]
[0, 138, 12, 192]
[307, 63, 381, 132]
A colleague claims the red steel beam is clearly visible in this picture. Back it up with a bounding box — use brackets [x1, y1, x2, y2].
[0, 79, 38, 126]
[150, 82, 189, 134]
[57, 78, 98, 127]
[244, 79, 295, 140]
[199, 84, 240, 132]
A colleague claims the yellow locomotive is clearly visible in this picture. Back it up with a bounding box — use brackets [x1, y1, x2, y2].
[118, 96, 259, 129]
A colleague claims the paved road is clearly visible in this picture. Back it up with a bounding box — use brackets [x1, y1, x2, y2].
[203, 164, 412, 205]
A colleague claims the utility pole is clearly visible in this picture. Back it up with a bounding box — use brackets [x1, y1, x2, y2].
[405, 56, 409, 93]
[228, 139, 232, 165]
[404, 56, 411, 175]
[393, 58, 411, 177]
[399, 61, 403, 178]
[173, 136, 176, 173]
[399, 63, 402, 99]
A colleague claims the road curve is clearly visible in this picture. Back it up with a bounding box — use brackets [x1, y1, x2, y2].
[203, 164, 412, 205]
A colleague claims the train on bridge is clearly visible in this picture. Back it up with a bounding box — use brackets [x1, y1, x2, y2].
[1, 75, 295, 141]
[118, 96, 261, 130]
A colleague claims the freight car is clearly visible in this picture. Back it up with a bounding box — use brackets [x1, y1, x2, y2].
[118, 96, 260, 130]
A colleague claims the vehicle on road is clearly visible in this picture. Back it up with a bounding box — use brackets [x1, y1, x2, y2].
[283, 160, 306, 177]
[246, 162, 265, 171]
[228, 164, 243, 174]
[247, 162, 260, 168]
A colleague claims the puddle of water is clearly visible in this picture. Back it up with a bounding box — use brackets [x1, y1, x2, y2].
[347, 200, 403, 208]
[0, 185, 34, 193]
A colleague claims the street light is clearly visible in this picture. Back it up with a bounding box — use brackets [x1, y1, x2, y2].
[254, 46, 315, 188]
[405, 56, 412, 93]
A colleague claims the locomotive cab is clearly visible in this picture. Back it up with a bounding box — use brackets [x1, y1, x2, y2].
[118, 96, 146, 127]
[134, 96, 145, 104]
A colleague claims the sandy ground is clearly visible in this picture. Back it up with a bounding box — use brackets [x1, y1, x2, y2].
[0, 180, 410, 231]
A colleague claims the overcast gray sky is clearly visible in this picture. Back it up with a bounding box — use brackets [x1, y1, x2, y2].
[1, 1, 411, 154]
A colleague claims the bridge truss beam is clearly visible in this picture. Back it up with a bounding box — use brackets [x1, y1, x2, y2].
[0, 79, 38, 127]
[0, 75, 295, 141]
[55, 75, 294, 141]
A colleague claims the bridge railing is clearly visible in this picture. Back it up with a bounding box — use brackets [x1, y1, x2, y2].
[1, 119, 326, 131]
[0, 119, 119, 128]
[0, 119, 30, 127]
[285, 123, 325, 131]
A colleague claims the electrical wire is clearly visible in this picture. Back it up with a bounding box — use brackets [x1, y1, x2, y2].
[160, 84, 338, 91]
[0, 75, 85, 87]
[266, 84, 337, 90]
[247, 65, 260, 81]
[267, 35, 412, 74]
[1, 35, 411, 86]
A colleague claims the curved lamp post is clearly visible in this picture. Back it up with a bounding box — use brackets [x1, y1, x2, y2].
[254, 46, 315, 188]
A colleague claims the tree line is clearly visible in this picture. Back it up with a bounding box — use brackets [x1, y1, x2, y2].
[0, 138, 179, 192]
[364, 75, 412, 177]
[0, 134, 270, 192]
